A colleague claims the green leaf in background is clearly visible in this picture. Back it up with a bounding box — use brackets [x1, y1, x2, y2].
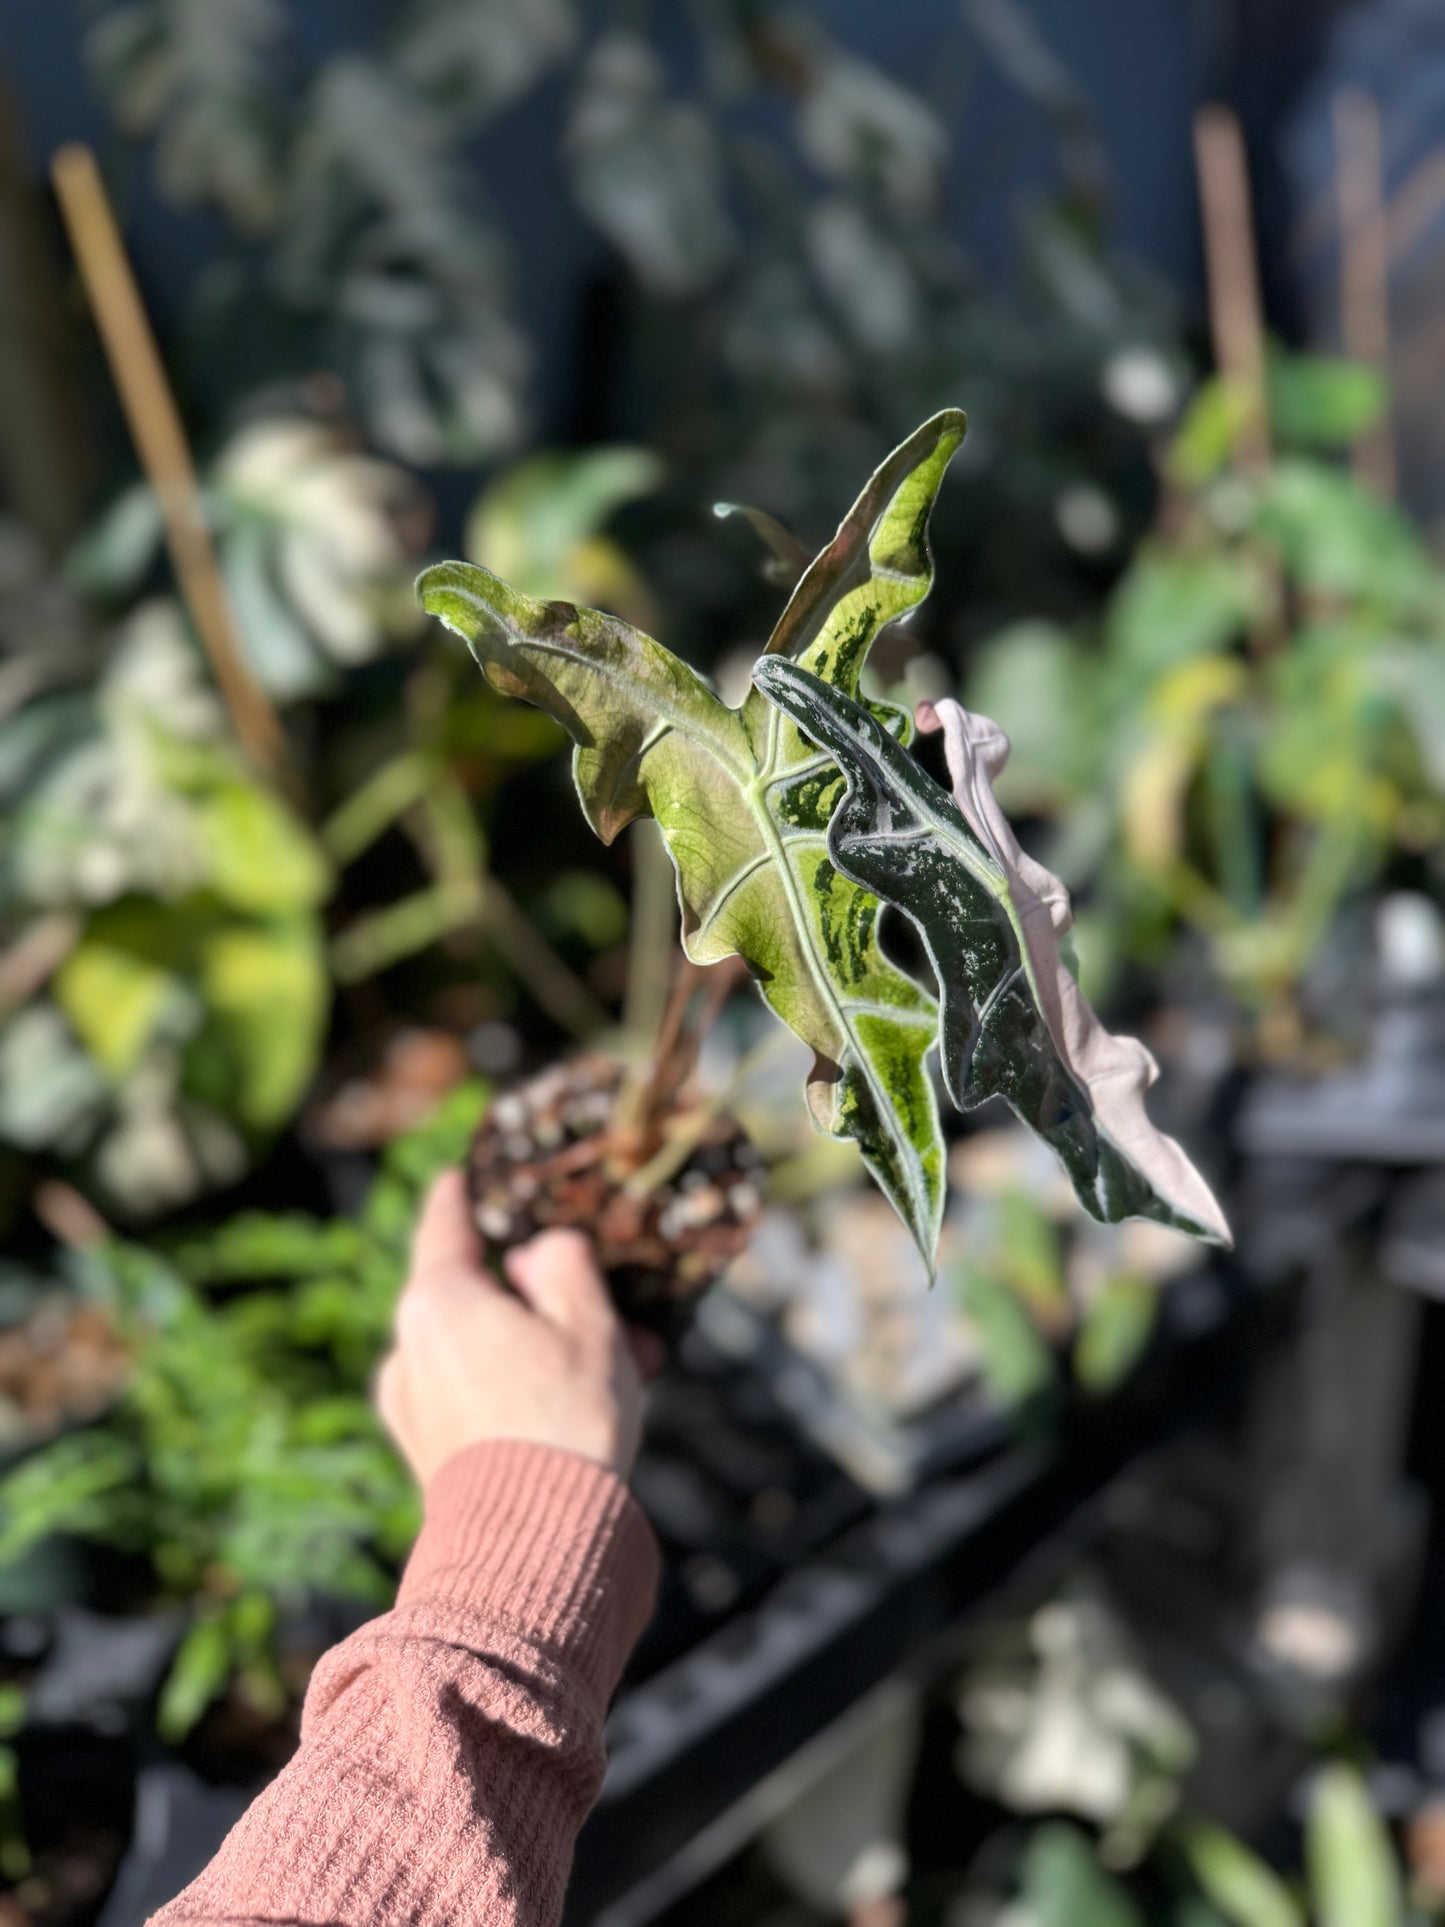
[1176, 1818, 1303, 1927]
[197, 919, 328, 1130]
[533, 869, 630, 949]
[0, 1087, 482, 1721]
[956, 1256, 1055, 1407]
[157, 1609, 234, 1743]
[195, 780, 331, 915]
[0, 1432, 142, 1568]
[465, 446, 664, 600]
[1106, 549, 1259, 679]
[1075, 1275, 1158, 1396]
[421, 412, 968, 1264]
[1305, 1764, 1404, 1927]
[966, 620, 1100, 809]
[993, 1187, 1069, 1326]
[1265, 353, 1388, 452]
[1018, 1823, 1142, 1927]
[54, 934, 184, 1081]
[1172, 1905, 1232, 1927]
[1166, 355, 1387, 487]
[753, 658, 1230, 1244]
[1167, 378, 1259, 488]
[1253, 462, 1434, 609]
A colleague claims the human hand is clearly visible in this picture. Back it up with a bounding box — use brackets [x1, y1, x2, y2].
[376, 1168, 652, 1489]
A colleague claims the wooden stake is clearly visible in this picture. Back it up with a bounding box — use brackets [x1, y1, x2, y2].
[1332, 89, 1397, 498]
[49, 144, 288, 779]
[1192, 105, 1272, 474]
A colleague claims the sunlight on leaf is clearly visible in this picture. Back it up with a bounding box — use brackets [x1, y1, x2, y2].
[421, 411, 967, 1264]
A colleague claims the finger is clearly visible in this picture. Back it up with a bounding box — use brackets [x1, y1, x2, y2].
[504, 1228, 616, 1338]
[409, 1168, 485, 1286]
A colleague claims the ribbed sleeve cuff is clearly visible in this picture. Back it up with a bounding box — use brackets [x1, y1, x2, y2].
[397, 1440, 659, 1703]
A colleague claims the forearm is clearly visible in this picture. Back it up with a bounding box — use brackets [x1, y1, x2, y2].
[148, 1441, 658, 1927]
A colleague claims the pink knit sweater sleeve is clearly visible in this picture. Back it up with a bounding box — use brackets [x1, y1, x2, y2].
[148, 1439, 660, 1927]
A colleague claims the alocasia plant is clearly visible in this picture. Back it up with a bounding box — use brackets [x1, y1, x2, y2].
[419, 409, 1229, 1267]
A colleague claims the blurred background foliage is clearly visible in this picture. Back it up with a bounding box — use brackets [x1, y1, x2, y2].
[966, 351, 1445, 1034]
[0, 0, 1209, 1223]
[0, 0, 1443, 1918]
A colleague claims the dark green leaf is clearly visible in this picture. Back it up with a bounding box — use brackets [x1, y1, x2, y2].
[752, 658, 1230, 1243]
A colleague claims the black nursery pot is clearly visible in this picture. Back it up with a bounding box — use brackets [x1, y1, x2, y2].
[465, 1055, 763, 1344]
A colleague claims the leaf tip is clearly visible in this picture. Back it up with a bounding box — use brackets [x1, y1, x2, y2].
[414, 558, 470, 621]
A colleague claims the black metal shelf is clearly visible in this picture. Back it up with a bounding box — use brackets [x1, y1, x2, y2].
[567, 1262, 1262, 1926]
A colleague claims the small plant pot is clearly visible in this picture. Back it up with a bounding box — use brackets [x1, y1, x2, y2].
[466, 1054, 763, 1341]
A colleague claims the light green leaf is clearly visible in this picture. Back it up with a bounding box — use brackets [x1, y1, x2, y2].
[1168, 378, 1256, 488]
[967, 620, 1100, 808]
[198, 920, 328, 1129]
[1306, 1764, 1403, 1927]
[957, 1258, 1055, 1406]
[157, 1610, 234, 1743]
[54, 936, 181, 1080]
[1075, 1275, 1158, 1395]
[1106, 548, 1258, 677]
[753, 659, 1230, 1244]
[419, 410, 968, 1264]
[466, 447, 663, 599]
[1254, 461, 1433, 608]
[195, 781, 330, 914]
[1176, 1818, 1303, 1927]
[1267, 354, 1387, 452]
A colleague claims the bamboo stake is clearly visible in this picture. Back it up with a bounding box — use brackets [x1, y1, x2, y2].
[1192, 105, 1272, 474]
[1332, 89, 1397, 498]
[49, 144, 287, 778]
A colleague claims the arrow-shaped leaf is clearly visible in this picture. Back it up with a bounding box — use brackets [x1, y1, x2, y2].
[418, 410, 967, 1264]
[752, 656, 1231, 1245]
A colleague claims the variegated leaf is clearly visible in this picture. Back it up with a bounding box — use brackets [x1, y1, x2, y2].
[418, 408, 967, 1265]
[752, 656, 1231, 1245]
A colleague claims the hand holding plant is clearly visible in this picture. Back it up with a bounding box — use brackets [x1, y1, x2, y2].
[376, 1170, 651, 1487]
[422, 410, 1230, 1274]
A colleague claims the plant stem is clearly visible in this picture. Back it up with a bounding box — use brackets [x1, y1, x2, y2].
[329, 871, 611, 1040]
[623, 1024, 788, 1199]
[622, 818, 678, 1051]
[477, 876, 613, 1040]
[330, 879, 480, 983]
[321, 753, 433, 866]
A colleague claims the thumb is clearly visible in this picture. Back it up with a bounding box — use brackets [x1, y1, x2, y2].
[410, 1168, 483, 1284]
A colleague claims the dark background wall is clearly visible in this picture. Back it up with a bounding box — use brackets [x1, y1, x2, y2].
[0, 0, 1364, 442]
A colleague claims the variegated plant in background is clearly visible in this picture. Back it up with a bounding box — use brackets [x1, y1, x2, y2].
[421, 411, 1230, 1268]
